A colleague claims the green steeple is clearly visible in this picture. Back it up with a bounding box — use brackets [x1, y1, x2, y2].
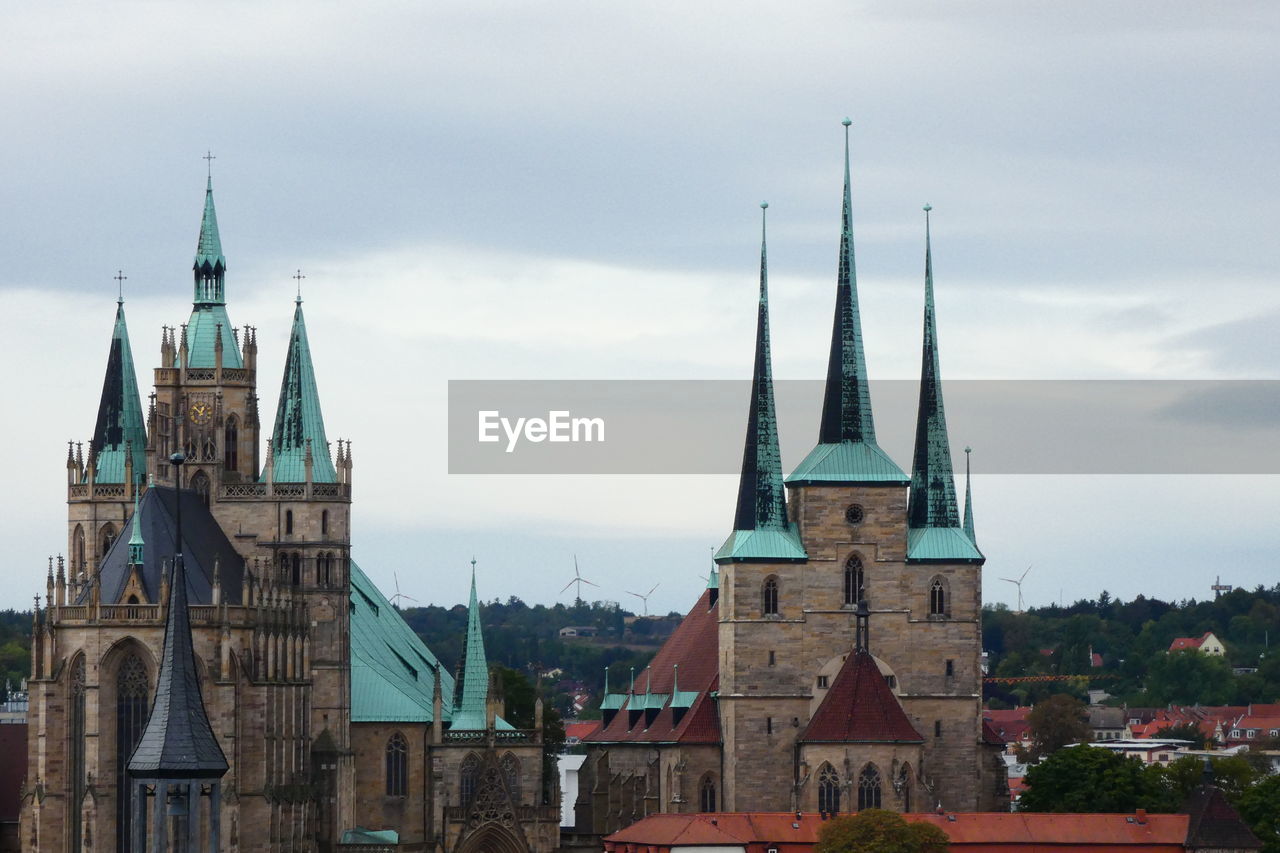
[264, 299, 337, 483]
[788, 120, 909, 486]
[89, 298, 148, 483]
[449, 562, 511, 731]
[182, 177, 242, 368]
[962, 446, 977, 545]
[128, 486, 145, 566]
[907, 207, 982, 563]
[716, 203, 807, 564]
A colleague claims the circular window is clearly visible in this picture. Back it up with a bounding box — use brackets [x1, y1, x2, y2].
[845, 504, 865, 525]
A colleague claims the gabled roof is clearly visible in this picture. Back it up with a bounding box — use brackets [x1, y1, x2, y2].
[349, 561, 455, 723]
[1169, 632, 1219, 651]
[800, 648, 923, 744]
[1184, 784, 1263, 850]
[264, 301, 336, 483]
[89, 300, 147, 483]
[586, 587, 720, 745]
[87, 486, 244, 606]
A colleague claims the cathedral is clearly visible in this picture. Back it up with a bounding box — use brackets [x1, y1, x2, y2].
[20, 178, 560, 852]
[573, 125, 1009, 839]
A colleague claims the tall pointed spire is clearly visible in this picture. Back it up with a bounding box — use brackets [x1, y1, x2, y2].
[264, 299, 337, 483]
[182, 174, 242, 368]
[788, 119, 908, 486]
[128, 486, 145, 566]
[963, 446, 977, 545]
[90, 295, 148, 483]
[194, 176, 226, 303]
[716, 203, 807, 564]
[450, 559, 494, 730]
[907, 206, 982, 563]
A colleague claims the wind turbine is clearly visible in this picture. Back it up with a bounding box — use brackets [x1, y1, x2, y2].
[1001, 565, 1032, 613]
[388, 572, 418, 609]
[560, 555, 599, 602]
[626, 583, 660, 617]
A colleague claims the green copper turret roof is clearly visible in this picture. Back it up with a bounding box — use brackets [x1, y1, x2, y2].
[449, 564, 512, 731]
[716, 204, 807, 564]
[264, 300, 337, 483]
[789, 120, 908, 486]
[907, 207, 981, 564]
[963, 446, 977, 546]
[128, 487, 145, 566]
[194, 176, 226, 293]
[182, 178, 243, 368]
[90, 299, 148, 483]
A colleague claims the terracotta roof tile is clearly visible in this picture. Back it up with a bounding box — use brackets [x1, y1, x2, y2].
[800, 649, 923, 743]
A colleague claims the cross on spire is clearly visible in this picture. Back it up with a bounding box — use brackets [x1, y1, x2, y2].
[293, 269, 306, 304]
[114, 269, 127, 303]
[203, 150, 216, 179]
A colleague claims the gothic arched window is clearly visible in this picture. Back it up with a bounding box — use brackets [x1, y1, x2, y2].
[291, 553, 302, 587]
[857, 764, 882, 811]
[191, 470, 211, 507]
[202, 431, 217, 462]
[844, 554, 865, 606]
[699, 774, 717, 812]
[73, 524, 85, 573]
[501, 752, 521, 800]
[817, 763, 840, 814]
[100, 522, 117, 557]
[929, 576, 948, 617]
[762, 576, 779, 616]
[285, 510, 294, 535]
[321, 509, 329, 537]
[898, 764, 913, 813]
[385, 732, 408, 796]
[460, 753, 481, 806]
[116, 654, 149, 851]
[224, 415, 239, 472]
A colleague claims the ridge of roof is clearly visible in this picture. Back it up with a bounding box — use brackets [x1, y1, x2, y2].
[800, 648, 923, 744]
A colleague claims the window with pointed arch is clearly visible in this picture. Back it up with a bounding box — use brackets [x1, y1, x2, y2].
[762, 576, 779, 616]
[224, 415, 238, 472]
[699, 774, 717, 812]
[100, 523, 117, 558]
[817, 763, 840, 814]
[321, 509, 329, 537]
[292, 553, 302, 587]
[285, 509, 294, 535]
[116, 654, 149, 851]
[460, 753, 481, 806]
[857, 764, 882, 811]
[500, 752, 521, 800]
[73, 524, 85, 573]
[385, 732, 408, 796]
[202, 431, 217, 462]
[844, 554, 865, 607]
[929, 576, 948, 618]
[191, 470, 211, 507]
[898, 764, 913, 813]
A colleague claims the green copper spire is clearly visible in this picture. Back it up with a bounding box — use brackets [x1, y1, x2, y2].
[907, 206, 982, 563]
[716, 203, 807, 564]
[963, 446, 977, 545]
[182, 176, 243, 368]
[90, 297, 148, 483]
[194, 176, 226, 302]
[128, 486, 145, 566]
[450, 560, 495, 731]
[788, 120, 908, 486]
[264, 299, 337, 483]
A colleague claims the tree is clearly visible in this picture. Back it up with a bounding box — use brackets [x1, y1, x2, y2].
[1145, 649, 1235, 706]
[1156, 755, 1261, 804]
[1020, 694, 1090, 761]
[815, 809, 949, 853]
[1236, 774, 1280, 853]
[1019, 746, 1168, 813]
[1153, 722, 1208, 750]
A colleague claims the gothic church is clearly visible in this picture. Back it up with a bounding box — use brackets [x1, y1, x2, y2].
[21, 178, 560, 852]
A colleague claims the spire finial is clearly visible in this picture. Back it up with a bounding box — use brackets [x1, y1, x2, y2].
[203, 150, 216, 181]
[293, 269, 306, 305]
[114, 270, 127, 304]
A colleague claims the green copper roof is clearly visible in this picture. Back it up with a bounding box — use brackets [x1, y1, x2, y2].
[179, 305, 243, 369]
[670, 665, 698, 709]
[907, 208, 981, 564]
[718, 204, 806, 564]
[350, 560, 456, 723]
[963, 447, 977, 545]
[790, 120, 906, 486]
[450, 565, 513, 731]
[90, 300, 148, 483]
[128, 488, 145, 565]
[193, 176, 226, 305]
[264, 301, 336, 483]
[705, 565, 719, 590]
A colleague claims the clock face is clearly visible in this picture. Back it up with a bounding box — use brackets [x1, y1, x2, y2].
[189, 402, 213, 425]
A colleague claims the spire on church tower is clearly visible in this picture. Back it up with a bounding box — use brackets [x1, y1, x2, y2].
[450, 560, 502, 731]
[264, 297, 337, 483]
[789, 119, 908, 486]
[128, 487, 146, 566]
[963, 446, 977, 546]
[715, 203, 807, 564]
[182, 171, 242, 368]
[907, 207, 982, 563]
[88, 293, 148, 483]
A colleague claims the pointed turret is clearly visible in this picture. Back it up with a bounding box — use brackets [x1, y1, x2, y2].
[264, 298, 337, 483]
[789, 120, 909, 486]
[907, 207, 982, 563]
[89, 296, 148, 483]
[182, 176, 242, 368]
[128, 454, 229, 779]
[128, 487, 145, 566]
[450, 560, 500, 731]
[962, 446, 977, 546]
[716, 204, 806, 564]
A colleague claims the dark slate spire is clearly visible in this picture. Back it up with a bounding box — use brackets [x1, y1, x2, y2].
[128, 455, 229, 778]
[963, 446, 977, 545]
[90, 296, 148, 483]
[182, 176, 242, 368]
[788, 120, 908, 486]
[907, 207, 982, 563]
[265, 298, 337, 483]
[716, 203, 807, 564]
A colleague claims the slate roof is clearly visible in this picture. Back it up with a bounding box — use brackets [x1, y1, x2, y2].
[264, 301, 336, 483]
[350, 561, 455, 723]
[89, 300, 147, 483]
[85, 486, 244, 606]
[1183, 784, 1263, 850]
[800, 648, 923, 744]
[586, 587, 720, 745]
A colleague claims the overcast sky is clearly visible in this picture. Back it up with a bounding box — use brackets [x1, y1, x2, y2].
[2, 1, 1277, 616]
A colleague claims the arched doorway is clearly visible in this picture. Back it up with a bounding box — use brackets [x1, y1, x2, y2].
[456, 823, 527, 853]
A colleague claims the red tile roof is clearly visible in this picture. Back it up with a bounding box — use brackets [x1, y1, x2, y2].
[604, 811, 1193, 852]
[982, 718, 1006, 746]
[586, 588, 720, 745]
[564, 721, 601, 741]
[984, 707, 1032, 743]
[800, 649, 923, 744]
